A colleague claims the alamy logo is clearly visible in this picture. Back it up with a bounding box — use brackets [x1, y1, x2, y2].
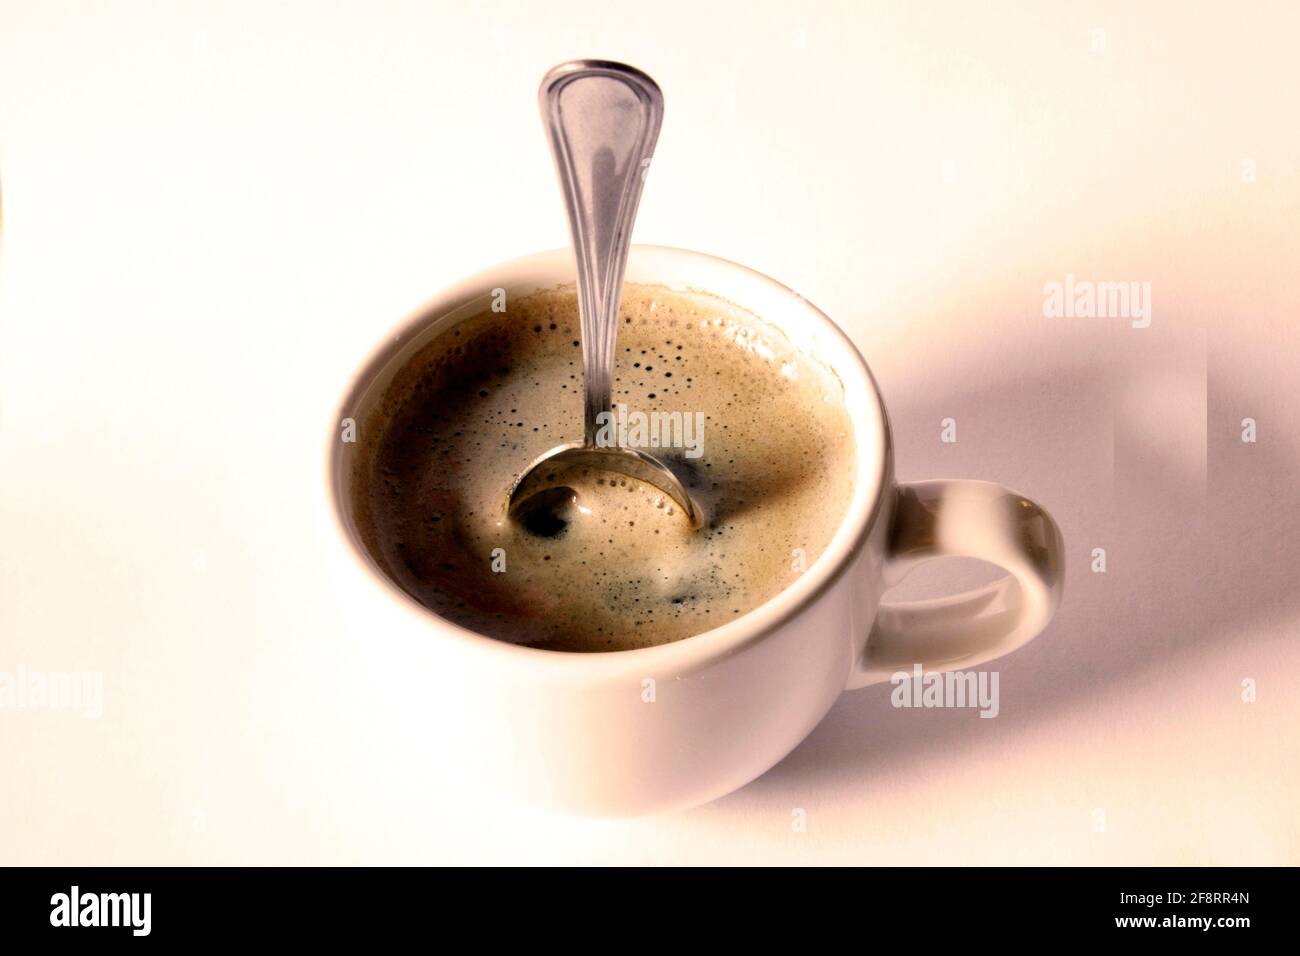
[50, 886, 151, 936]
[1042, 273, 1151, 328]
[594, 404, 705, 459]
[0, 665, 103, 718]
[890, 664, 1000, 718]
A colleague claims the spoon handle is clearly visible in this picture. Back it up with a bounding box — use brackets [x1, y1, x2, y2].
[539, 60, 663, 447]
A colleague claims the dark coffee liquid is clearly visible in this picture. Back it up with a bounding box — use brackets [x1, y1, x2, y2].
[351, 284, 855, 652]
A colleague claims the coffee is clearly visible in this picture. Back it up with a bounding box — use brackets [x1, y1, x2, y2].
[350, 283, 855, 652]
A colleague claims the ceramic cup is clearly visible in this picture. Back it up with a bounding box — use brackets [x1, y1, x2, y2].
[327, 245, 1064, 816]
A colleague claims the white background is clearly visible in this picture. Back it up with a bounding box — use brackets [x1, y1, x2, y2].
[1, 0, 1297, 863]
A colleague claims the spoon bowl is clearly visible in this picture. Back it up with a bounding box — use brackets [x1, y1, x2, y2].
[508, 441, 702, 528]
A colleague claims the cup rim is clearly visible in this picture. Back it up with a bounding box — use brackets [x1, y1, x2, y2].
[326, 244, 891, 678]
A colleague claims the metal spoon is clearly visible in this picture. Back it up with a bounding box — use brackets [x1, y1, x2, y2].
[506, 60, 701, 528]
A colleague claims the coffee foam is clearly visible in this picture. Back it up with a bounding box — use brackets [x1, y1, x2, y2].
[351, 283, 856, 652]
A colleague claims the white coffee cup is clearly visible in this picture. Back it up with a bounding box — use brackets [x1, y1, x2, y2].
[328, 245, 1064, 816]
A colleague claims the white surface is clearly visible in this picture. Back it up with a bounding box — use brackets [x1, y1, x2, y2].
[1, 0, 1297, 864]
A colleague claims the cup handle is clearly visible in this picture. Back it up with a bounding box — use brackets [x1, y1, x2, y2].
[847, 479, 1065, 689]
